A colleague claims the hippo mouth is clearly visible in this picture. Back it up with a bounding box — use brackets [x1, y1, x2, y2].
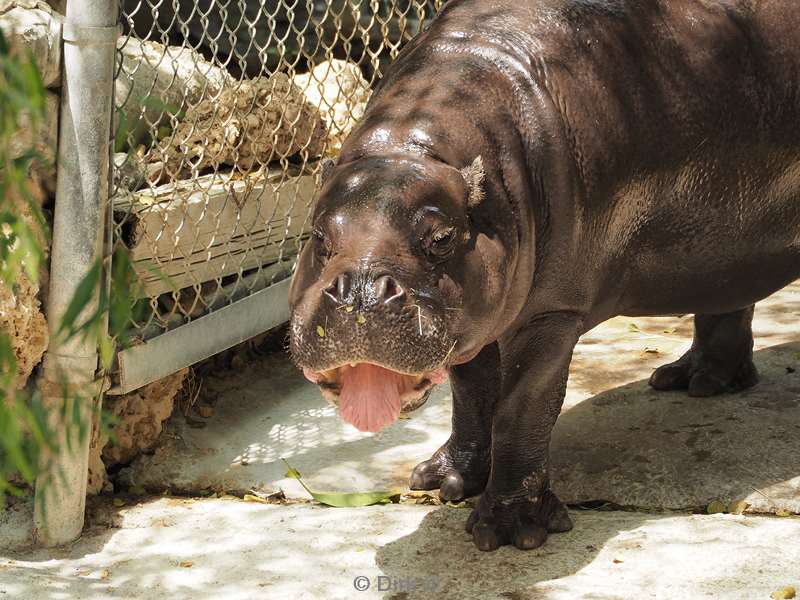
[302, 363, 449, 433]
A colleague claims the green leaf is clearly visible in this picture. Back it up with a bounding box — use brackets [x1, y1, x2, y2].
[283, 463, 302, 480]
[280, 458, 400, 508]
[304, 490, 401, 508]
[98, 333, 114, 370]
[58, 259, 102, 336]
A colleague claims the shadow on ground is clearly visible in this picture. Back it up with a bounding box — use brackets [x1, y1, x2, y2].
[375, 506, 800, 600]
[374, 342, 800, 599]
[552, 341, 800, 513]
[3, 330, 798, 598]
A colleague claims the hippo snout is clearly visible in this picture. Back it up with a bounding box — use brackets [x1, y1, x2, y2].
[322, 272, 406, 309]
[289, 265, 455, 433]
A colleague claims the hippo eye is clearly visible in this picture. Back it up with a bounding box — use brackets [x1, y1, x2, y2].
[312, 227, 332, 259]
[426, 226, 457, 258]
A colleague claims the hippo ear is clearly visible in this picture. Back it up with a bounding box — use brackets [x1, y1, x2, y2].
[319, 157, 336, 185]
[460, 156, 485, 208]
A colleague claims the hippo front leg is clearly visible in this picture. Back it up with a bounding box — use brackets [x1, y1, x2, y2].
[409, 343, 499, 501]
[467, 313, 581, 551]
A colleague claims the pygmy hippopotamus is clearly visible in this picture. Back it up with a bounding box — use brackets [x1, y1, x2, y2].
[288, 0, 800, 551]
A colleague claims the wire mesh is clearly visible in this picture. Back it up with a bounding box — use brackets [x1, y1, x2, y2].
[109, 1, 444, 368]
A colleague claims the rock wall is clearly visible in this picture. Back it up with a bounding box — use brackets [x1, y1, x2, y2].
[0, 275, 48, 387]
[0, 174, 49, 387]
[0, 1, 62, 88]
[1, 2, 59, 388]
[153, 72, 327, 177]
[88, 369, 188, 494]
[294, 59, 371, 155]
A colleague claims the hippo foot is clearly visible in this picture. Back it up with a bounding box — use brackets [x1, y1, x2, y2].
[465, 488, 573, 551]
[649, 348, 759, 397]
[409, 441, 489, 502]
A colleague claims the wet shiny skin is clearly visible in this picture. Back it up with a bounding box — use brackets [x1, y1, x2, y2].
[290, 0, 800, 551]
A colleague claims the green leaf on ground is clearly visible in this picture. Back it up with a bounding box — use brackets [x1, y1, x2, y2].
[706, 500, 727, 514]
[281, 458, 400, 508]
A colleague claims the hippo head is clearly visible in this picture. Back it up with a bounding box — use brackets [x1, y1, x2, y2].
[289, 153, 499, 433]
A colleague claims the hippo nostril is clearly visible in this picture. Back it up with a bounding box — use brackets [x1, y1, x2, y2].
[324, 273, 351, 305]
[374, 275, 405, 304]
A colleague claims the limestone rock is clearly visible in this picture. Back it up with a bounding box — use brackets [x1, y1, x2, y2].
[0, 1, 62, 88]
[0, 275, 48, 387]
[115, 39, 234, 147]
[294, 60, 371, 155]
[112, 151, 164, 192]
[101, 368, 188, 467]
[86, 435, 107, 495]
[11, 90, 58, 171]
[0, 174, 48, 388]
[152, 73, 326, 177]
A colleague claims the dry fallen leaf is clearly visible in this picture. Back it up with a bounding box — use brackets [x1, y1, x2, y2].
[775, 508, 792, 517]
[230, 353, 247, 370]
[771, 586, 796, 599]
[728, 500, 749, 515]
[243, 494, 269, 504]
[197, 404, 214, 418]
[706, 500, 727, 514]
[179, 561, 194, 568]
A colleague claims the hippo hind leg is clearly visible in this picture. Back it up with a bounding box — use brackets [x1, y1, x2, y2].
[649, 305, 759, 397]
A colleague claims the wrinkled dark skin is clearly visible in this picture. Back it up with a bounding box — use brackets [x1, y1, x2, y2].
[289, 0, 800, 551]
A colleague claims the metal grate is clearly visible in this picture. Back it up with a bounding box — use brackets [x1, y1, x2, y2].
[108, 1, 443, 392]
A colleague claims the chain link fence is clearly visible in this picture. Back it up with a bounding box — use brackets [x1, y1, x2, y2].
[107, 1, 444, 392]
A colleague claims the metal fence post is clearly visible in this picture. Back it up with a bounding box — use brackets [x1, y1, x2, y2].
[33, 0, 118, 546]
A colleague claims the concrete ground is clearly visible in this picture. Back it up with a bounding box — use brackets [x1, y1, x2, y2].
[1, 281, 798, 598]
[2, 500, 799, 599]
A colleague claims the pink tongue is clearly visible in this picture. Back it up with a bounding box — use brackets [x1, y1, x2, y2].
[338, 364, 408, 433]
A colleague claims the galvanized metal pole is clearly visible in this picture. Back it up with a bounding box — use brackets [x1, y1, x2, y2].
[33, 0, 118, 546]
